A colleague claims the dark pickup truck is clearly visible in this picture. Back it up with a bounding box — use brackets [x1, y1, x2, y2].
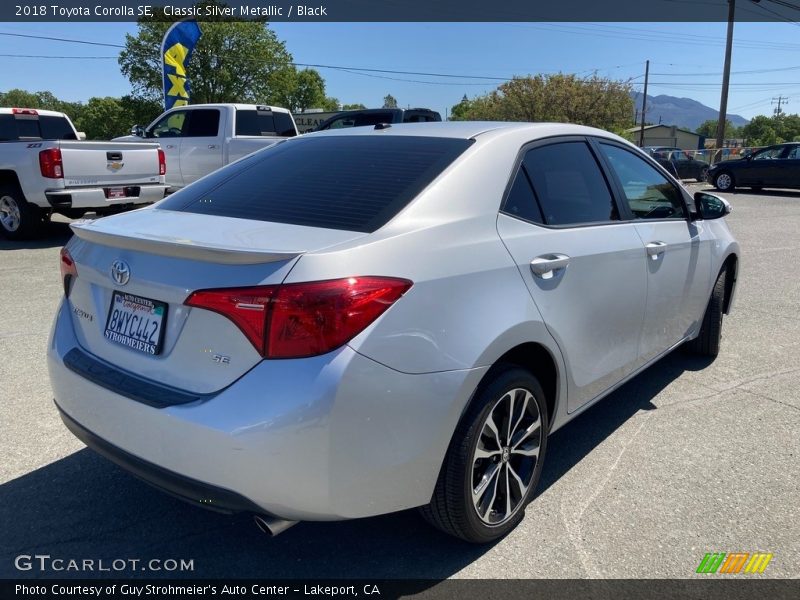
[312, 108, 441, 132]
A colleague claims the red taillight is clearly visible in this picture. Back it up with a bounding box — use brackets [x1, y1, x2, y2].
[185, 286, 277, 352]
[39, 148, 63, 179]
[12, 107, 38, 115]
[185, 277, 412, 359]
[158, 148, 166, 175]
[60, 247, 77, 296]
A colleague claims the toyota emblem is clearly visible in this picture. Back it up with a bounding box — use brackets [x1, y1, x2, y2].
[110, 260, 130, 286]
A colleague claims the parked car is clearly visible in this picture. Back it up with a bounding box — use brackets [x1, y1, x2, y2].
[114, 104, 297, 190]
[643, 146, 708, 182]
[0, 107, 167, 239]
[49, 122, 739, 543]
[312, 107, 441, 132]
[708, 142, 800, 191]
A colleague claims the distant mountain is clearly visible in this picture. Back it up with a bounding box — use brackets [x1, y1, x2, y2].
[631, 92, 749, 131]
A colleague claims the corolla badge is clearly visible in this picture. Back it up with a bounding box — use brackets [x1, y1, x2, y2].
[110, 260, 131, 286]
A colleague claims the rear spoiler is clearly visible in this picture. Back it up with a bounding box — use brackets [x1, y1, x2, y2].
[70, 221, 301, 265]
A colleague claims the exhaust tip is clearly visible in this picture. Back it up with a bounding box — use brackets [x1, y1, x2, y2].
[253, 515, 298, 537]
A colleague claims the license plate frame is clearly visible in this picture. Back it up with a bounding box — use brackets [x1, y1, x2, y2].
[106, 187, 126, 199]
[104, 291, 167, 355]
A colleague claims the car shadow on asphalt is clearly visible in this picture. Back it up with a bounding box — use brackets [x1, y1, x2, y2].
[0, 351, 712, 581]
[0, 220, 73, 250]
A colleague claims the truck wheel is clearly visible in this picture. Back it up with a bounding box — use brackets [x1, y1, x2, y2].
[420, 365, 548, 543]
[0, 185, 41, 240]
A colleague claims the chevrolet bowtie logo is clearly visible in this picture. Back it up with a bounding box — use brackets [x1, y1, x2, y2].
[107, 161, 124, 171]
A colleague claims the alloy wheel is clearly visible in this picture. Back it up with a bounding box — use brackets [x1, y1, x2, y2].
[471, 387, 542, 526]
[0, 195, 21, 232]
[715, 173, 732, 191]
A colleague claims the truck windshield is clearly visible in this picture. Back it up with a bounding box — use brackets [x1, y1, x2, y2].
[158, 135, 473, 232]
[0, 114, 77, 141]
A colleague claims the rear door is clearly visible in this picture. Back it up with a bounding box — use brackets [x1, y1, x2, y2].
[496, 137, 648, 412]
[774, 144, 800, 188]
[178, 108, 224, 185]
[594, 140, 711, 363]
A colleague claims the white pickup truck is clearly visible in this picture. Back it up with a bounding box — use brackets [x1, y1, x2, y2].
[0, 108, 168, 240]
[114, 104, 298, 190]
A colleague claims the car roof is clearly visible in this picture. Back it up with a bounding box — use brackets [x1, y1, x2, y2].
[0, 107, 66, 117]
[304, 120, 628, 142]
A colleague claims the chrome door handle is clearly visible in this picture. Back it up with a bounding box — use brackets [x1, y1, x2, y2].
[165, 144, 176, 149]
[530, 254, 570, 279]
[645, 241, 668, 260]
[208, 144, 219, 149]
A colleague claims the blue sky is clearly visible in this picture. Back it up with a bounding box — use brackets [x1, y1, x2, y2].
[1, 21, 800, 121]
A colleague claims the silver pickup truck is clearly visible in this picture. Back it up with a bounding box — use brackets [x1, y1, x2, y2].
[0, 108, 168, 240]
[114, 104, 298, 190]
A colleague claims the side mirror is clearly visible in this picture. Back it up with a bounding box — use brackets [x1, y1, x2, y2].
[130, 124, 145, 137]
[76, 131, 87, 141]
[694, 192, 732, 220]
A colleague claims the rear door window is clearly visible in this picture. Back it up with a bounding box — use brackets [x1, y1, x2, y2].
[522, 142, 619, 226]
[235, 109, 296, 137]
[159, 135, 473, 232]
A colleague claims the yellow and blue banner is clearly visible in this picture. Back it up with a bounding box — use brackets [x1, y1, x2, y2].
[161, 19, 202, 110]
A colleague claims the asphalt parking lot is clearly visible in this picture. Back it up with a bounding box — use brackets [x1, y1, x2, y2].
[1, 185, 798, 580]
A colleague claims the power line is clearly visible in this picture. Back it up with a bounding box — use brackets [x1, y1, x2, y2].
[0, 31, 124, 47]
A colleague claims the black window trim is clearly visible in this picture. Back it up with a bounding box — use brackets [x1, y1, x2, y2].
[588, 136, 693, 223]
[499, 135, 629, 230]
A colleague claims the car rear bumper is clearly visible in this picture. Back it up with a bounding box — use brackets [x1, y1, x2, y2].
[48, 299, 487, 521]
[46, 185, 168, 210]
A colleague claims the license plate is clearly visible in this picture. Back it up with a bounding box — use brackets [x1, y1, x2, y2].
[106, 187, 126, 199]
[104, 291, 167, 355]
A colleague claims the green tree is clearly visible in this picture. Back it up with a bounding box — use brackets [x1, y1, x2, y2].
[383, 94, 398, 109]
[118, 1, 294, 105]
[449, 74, 634, 132]
[742, 115, 780, 146]
[342, 103, 367, 110]
[72, 97, 126, 140]
[696, 119, 740, 140]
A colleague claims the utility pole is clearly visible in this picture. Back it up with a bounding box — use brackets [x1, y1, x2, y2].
[715, 0, 736, 150]
[772, 96, 789, 117]
[638, 59, 650, 147]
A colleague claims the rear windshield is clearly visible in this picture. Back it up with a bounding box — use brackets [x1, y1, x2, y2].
[158, 135, 473, 232]
[235, 109, 296, 137]
[0, 114, 77, 141]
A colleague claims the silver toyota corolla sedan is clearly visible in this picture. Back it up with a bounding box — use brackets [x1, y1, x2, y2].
[48, 122, 739, 543]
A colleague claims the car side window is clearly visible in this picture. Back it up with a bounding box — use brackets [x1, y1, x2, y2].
[324, 116, 354, 130]
[752, 146, 783, 160]
[184, 109, 220, 137]
[522, 142, 619, 226]
[149, 110, 189, 138]
[788, 146, 800, 159]
[502, 166, 543, 224]
[598, 143, 687, 220]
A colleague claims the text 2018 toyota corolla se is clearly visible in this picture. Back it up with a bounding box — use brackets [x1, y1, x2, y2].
[48, 122, 739, 543]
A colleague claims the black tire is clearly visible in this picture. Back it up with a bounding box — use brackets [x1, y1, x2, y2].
[420, 365, 548, 543]
[0, 184, 41, 240]
[713, 171, 735, 192]
[686, 270, 726, 357]
[697, 166, 709, 183]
